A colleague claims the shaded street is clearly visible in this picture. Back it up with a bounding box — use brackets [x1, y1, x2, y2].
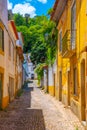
[0, 81, 84, 130]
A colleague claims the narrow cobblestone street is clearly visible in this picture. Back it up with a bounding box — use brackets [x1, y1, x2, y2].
[0, 82, 85, 130]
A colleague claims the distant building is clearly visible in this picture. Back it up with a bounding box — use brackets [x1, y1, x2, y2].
[23, 53, 34, 80]
[27, 54, 34, 79]
[23, 54, 29, 81]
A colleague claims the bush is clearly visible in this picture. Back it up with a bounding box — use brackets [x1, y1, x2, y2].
[17, 89, 23, 97]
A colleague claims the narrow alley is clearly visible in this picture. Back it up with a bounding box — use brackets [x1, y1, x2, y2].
[0, 81, 84, 130]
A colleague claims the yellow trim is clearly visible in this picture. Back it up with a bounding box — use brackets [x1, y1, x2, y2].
[2, 96, 9, 109]
[0, 23, 4, 55]
[62, 90, 67, 95]
[0, 67, 4, 73]
[0, 22, 4, 29]
[48, 86, 55, 96]
[0, 67, 4, 109]
[0, 49, 4, 56]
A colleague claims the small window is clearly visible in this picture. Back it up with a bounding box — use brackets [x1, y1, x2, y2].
[59, 31, 62, 52]
[9, 39, 11, 57]
[0, 28, 4, 51]
[13, 46, 14, 61]
[12, 44, 14, 62]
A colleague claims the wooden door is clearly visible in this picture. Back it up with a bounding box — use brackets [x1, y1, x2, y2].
[81, 60, 86, 121]
[0, 73, 3, 108]
[68, 71, 70, 106]
[59, 71, 62, 101]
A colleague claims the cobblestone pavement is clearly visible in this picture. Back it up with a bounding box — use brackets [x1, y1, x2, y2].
[0, 81, 85, 130]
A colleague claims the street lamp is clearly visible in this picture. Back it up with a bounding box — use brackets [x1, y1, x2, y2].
[44, 33, 49, 41]
[25, 14, 30, 25]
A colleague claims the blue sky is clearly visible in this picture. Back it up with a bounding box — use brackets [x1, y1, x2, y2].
[8, 0, 55, 17]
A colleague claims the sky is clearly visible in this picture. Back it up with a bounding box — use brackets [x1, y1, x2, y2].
[8, 0, 55, 18]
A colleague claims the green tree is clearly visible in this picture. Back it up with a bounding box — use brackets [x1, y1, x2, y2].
[13, 14, 57, 65]
[13, 13, 26, 26]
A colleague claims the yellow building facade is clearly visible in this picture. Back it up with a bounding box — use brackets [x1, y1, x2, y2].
[51, 0, 87, 127]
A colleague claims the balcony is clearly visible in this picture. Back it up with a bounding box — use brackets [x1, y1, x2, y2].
[62, 30, 76, 58]
[16, 40, 23, 49]
[16, 40, 24, 61]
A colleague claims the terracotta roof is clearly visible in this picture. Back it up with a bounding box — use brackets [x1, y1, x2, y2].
[9, 20, 19, 40]
[51, 0, 67, 22]
[51, 0, 59, 21]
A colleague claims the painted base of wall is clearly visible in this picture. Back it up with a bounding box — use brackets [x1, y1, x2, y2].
[55, 91, 59, 99]
[2, 96, 9, 109]
[48, 86, 54, 96]
[71, 98, 80, 119]
[62, 94, 68, 105]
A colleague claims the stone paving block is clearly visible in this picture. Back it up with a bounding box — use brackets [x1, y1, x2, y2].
[0, 84, 85, 130]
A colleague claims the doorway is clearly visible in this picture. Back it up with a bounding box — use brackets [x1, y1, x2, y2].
[54, 74, 55, 96]
[81, 60, 86, 121]
[0, 73, 3, 108]
[59, 71, 62, 101]
[9, 77, 14, 102]
[67, 71, 70, 106]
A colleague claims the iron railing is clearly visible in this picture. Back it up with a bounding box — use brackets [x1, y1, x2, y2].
[62, 30, 76, 57]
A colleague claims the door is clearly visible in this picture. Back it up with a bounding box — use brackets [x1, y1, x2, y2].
[0, 73, 3, 108]
[67, 71, 70, 106]
[54, 74, 55, 96]
[59, 71, 62, 101]
[81, 60, 86, 121]
[9, 77, 14, 102]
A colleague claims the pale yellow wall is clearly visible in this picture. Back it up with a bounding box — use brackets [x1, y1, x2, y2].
[0, 0, 8, 27]
[0, 1, 24, 108]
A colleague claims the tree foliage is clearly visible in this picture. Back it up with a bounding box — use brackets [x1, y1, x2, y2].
[13, 13, 58, 65]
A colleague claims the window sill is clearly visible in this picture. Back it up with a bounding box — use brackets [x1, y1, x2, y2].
[59, 51, 62, 56]
[0, 49, 4, 56]
[73, 94, 79, 101]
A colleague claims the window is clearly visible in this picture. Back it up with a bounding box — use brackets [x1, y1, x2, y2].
[73, 67, 78, 95]
[0, 28, 4, 51]
[71, 1, 76, 49]
[59, 31, 62, 52]
[12, 44, 14, 62]
[9, 39, 11, 57]
[13, 46, 14, 61]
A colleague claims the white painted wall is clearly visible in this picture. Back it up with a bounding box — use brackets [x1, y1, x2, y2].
[28, 62, 34, 79]
[48, 66, 54, 87]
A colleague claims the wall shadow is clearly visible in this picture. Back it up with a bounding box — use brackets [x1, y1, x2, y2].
[23, 84, 34, 107]
[17, 109, 46, 130]
[0, 83, 46, 130]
